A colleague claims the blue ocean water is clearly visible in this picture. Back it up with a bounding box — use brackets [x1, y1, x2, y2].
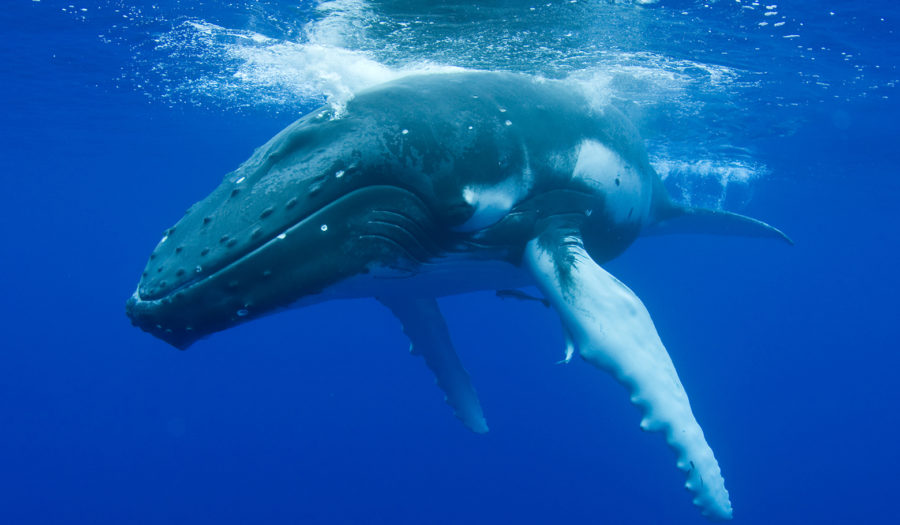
[1, 0, 898, 523]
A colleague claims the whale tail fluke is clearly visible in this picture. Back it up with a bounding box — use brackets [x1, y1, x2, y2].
[645, 203, 794, 245]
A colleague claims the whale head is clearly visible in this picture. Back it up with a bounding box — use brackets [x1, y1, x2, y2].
[126, 105, 448, 349]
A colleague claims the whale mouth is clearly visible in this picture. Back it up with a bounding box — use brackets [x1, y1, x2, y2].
[137, 207, 320, 304]
[126, 205, 331, 349]
[127, 188, 370, 348]
[135, 185, 337, 304]
[127, 185, 446, 349]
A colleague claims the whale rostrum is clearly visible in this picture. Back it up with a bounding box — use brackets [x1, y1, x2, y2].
[127, 72, 791, 520]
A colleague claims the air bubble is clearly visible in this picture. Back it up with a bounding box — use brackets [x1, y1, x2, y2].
[236, 309, 249, 317]
[335, 170, 345, 178]
[401, 129, 409, 135]
[195, 265, 203, 273]
[277, 233, 287, 240]
[320, 224, 328, 232]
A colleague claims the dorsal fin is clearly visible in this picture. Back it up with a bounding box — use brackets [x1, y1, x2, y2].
[646, 202, 794, 245]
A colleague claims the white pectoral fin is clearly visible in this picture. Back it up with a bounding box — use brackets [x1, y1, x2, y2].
[524, 234, 733, 520]
[378, 297, 488, 434]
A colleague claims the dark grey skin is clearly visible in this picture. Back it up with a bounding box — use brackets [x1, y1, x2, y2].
[126, 72, 789, 520]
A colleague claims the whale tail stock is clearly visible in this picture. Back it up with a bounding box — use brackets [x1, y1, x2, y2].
[646, 197, 794, 245]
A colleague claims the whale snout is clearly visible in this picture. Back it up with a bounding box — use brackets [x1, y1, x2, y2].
[125, 230, 297, 350]
[125, 291, 204, 350]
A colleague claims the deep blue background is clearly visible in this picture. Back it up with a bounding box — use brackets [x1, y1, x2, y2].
[1, 1, 898, 524]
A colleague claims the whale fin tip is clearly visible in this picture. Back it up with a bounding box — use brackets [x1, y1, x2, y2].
[378, 296, 488, 434]
[648, 205, 793, 245]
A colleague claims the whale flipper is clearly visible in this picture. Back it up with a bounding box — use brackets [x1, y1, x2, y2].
[524, 229, 733, 520]
[378, 297, 488, 434]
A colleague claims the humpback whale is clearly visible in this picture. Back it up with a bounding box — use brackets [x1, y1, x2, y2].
[126, 72, 790, 520]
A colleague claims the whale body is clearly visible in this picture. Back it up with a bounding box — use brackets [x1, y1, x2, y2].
[127, 72, 790, 520]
